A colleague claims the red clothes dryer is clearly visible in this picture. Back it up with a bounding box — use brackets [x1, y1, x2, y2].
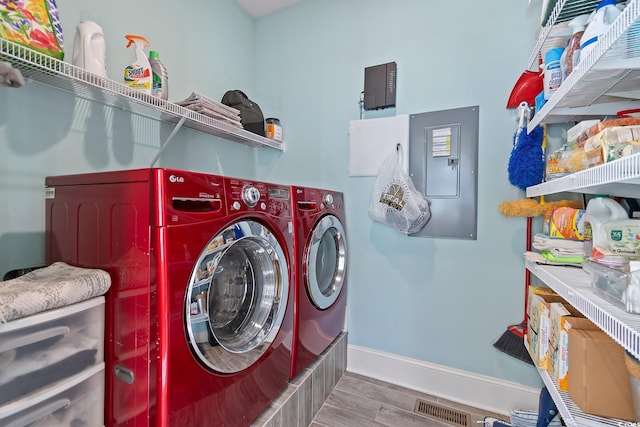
[289, 186, 348, 379]
[45, 168, 294, 427]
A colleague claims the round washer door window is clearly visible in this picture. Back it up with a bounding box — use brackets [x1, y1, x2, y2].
[306, 215, 347, 310]
[185, 220, 289, 374]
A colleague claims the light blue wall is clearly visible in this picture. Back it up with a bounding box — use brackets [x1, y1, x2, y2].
[0, 0, 268, 275]
[0, 0, 547, 389]
[251, 0, 547, 387]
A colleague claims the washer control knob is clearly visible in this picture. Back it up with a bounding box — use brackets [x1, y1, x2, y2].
[323, 193, 334, 206]
[232, 201, 241, 211]
[260, 202, 267, 210]
[242, 185, 260, 207]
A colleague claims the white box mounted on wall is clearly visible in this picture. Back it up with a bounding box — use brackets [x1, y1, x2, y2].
[348, 115, 409, 177]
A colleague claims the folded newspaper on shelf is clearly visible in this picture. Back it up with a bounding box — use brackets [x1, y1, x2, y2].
[177, 91, 242, 128]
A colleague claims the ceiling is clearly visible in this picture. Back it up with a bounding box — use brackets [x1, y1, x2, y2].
[234, 0, 301, 17]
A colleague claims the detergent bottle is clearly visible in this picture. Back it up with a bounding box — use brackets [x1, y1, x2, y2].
[580, 0, 622, 63]
[583, 195, 628, 260]
[148, 50, 168, 100]
[71, 17, 107, 77]
[124, 34, 152, 95]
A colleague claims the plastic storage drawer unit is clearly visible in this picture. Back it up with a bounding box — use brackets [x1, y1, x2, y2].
[0, 297, 105, 406]
[0, 363, 105, 426]
[582, 259, 638, 313]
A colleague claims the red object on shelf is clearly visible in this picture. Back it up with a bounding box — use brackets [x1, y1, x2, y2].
[507, 70, 543, 109]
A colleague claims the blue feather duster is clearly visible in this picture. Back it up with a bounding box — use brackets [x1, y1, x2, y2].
[508, 124, 544, 191]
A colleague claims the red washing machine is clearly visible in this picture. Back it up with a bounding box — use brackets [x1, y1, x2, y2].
[45, 168, 294, 427]
[289, 186, 348, 379]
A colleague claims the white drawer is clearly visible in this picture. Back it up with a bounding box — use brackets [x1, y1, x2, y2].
[0, 297, 105, 405]
[0, 363, 105, 426]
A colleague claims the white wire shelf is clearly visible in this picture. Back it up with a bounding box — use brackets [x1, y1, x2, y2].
[526, 260, 640, 359]
[526, 152, 640, 198]
[528, 0, 640, 131]
[524, 338, 626, 427]
[0, 37, 284, 153]
[529, 0, 628, 70]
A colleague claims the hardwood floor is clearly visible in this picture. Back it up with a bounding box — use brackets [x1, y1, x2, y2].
[310, 372, 509, 427]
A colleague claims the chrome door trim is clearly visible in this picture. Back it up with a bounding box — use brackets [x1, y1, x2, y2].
[306, 215, 347, 310]
[184, 220, 289, 373]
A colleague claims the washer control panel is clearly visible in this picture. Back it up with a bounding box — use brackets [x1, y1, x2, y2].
[225, 178, 291, 217]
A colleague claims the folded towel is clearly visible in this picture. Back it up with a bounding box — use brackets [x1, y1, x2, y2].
[533, 233, 585, 257]
[0, 61, 24, 88]
[0, 262, 111, 323]
[541, 250, 584, 264]
[525, 251, 583, 267]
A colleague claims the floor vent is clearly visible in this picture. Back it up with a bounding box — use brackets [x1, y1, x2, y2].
[413, 399, 469, 426]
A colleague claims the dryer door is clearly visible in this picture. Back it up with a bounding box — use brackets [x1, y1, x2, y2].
[305, 214, 347, 310]
[185, 220, 289, 374]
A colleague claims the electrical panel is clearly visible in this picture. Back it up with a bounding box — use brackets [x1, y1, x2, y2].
[364, 62, 396, 110]
[408, 106, 479, 240]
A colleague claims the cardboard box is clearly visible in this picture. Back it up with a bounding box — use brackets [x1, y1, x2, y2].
[526, 286, 566, 369]
[546, 302, 579, 377]
[568, 328, 636, 421]
[554, 315, 598, 391]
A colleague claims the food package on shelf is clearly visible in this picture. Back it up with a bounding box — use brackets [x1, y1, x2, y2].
[547, 207, 585, 241]
[526, 286, 567, 370]
[583, 125, 640, 169]
[584, 117, 640, 139]
[553, 314, 598, 391]
[546, 144, 587, 180]
[567, 119, 600, 148]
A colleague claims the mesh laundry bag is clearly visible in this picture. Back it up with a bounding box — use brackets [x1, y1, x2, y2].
[368, 145, 431, 235]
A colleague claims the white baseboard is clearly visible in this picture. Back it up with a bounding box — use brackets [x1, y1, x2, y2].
[346, 344, 539, 416]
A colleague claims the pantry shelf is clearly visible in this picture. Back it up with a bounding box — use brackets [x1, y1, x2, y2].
[527, 0, 640, 132]
[526, 152, 640, 198]
[0, 37, 284, 151]
[526, 260, 640, 360]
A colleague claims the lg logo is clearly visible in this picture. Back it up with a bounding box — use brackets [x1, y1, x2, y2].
[169, 175, 184, 183]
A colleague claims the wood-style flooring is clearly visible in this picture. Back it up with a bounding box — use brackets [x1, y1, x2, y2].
[310, 372, 509, 427]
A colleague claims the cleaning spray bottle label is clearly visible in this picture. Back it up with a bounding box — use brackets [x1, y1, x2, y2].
[124, 66, 151, 89]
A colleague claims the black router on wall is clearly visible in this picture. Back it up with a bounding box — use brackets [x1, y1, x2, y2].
[363, 61, 397, 110]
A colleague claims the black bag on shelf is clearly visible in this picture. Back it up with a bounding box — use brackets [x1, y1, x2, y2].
[221, 90, 265, 136]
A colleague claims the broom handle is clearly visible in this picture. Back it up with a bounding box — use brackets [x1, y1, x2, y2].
[523, 216, 533, 325]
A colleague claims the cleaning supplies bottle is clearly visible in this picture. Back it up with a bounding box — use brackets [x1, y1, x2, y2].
[584, 195, 628, 260]
[580, 0, 622, 63]
[565, 13, 591, 75]
[124, 34, 152, 95]
[543, 47, 564, 100]
[71, 17, 106, 77]
[148, 51, 168, 100]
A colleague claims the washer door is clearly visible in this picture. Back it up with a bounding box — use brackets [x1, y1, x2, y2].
[185, 220, 289, 374]
[305, 214, 347, 310]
